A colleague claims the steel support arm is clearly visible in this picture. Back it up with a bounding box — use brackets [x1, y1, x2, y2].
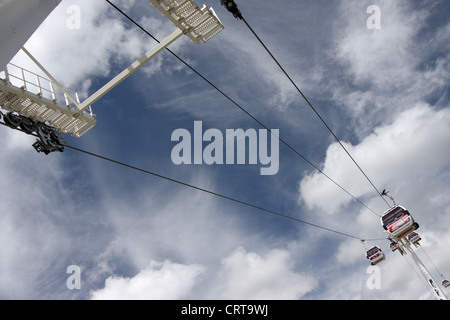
[76, 28, 183, 112]
[21, 46, 81, 109]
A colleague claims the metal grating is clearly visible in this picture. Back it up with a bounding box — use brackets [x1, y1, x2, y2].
[0, 64, 96, 138]
[149, 0, 224, 44]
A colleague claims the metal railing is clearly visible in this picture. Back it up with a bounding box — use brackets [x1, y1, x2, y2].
[0, 63, 93, 116]
[0, 63, 96, 138]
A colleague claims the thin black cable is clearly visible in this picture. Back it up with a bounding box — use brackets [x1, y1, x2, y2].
[420, 245, 447, 280]
[0, 121, 385, 241]
[402, 253, 430, 291]
[63, 143, 386, 241]
[240, 16, 390, 208]
[104, 0, 380, 217]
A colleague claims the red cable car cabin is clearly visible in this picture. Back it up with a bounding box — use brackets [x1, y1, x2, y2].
[390, 240, 399, 252]
[443, 279, 450, 288]
[408, 232, 421, 247]
[381, 205, 419, 240]
[366, 246, 385, 265]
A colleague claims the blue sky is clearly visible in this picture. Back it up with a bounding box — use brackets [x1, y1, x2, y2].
[1, 0, 450, 300]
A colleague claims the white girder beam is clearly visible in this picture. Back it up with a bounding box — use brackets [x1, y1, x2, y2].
[76, 0, 224, 113]
[21, 47, 81, 110]
[1, 0, 224, 139]
[76, 28, 183, 112]
[149, 0, 224, 44]
[0, 68, 96, 138]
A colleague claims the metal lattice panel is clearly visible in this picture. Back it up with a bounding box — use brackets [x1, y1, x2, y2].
[149, 0, 224, 44]
[0, 75, 95, 138]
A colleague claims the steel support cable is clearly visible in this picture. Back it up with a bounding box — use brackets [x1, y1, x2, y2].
[0, 121, 385, 242]
[420, 245, 447, 281]
[64, 144, 373, 240]
[240, 16, 391, 209]
[401, 253, 430, 292]
[104, 0, 380, 217]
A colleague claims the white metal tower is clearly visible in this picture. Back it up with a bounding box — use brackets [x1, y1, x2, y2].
[399, 238, 448, 300]
[0, 0, 94, 138]
[0, 0, 61, 69]
[1, 0, 224, 139]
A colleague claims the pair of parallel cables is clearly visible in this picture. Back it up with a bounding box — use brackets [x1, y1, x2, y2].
[0, 121, 381, 241]
[69, 0, 387, 241]
[2, 0, 390, 241]
[104, 0, 386, 217]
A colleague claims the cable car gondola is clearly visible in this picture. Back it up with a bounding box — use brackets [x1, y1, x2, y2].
[408, 232, 421, 247]
[390, 240, 399, 252]
[389, 239, 405, 255]
[366, 246, 385, 265]
[381, 205, 419, 240]
[443, 279, 450, 288]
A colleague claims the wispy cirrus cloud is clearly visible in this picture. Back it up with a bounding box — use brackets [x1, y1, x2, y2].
[2, 0, 449, 301]
[299, 103, 450, 213]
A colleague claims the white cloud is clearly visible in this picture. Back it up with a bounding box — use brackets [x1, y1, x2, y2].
[217, 247, 317, 299]
[9, 0, 178, 98]
[89, 245, 319, 300]
[299, 103, 450, 214]
[0, 129, 102, 299]
[335, 238, 366, 266]
[2, 125, 36, 151]
[335, 0, 425, 89]
[326, 0, 450, 138]
[90, 260, 205, 300]
[1, 0, 448, 301]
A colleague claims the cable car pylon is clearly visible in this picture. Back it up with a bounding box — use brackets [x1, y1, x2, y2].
[378, 199, 447, 300]
[400, 237, 448, 300]
[1, 0, 225, 154]
[420, 245, 450, 291]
